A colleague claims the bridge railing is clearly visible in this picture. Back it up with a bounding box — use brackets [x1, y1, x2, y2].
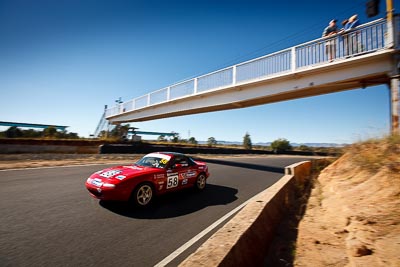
[105, 18, 390, 118]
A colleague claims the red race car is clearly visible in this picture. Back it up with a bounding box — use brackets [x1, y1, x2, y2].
[85, 152, 210, 207]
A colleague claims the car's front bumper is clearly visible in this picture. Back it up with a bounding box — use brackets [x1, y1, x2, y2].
[85, 182, 129, 201]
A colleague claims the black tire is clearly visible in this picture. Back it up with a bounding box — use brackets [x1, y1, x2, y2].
[195, 173, 207, 191]
[131, 183, 154, 207]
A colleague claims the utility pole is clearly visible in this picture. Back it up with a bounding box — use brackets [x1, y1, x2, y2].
[387, 0, 399, 134]
[390, 77, 399, 135]
[386, 0, 394, 47]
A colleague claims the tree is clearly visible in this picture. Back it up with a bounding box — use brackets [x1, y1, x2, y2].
[43, 126, 58, 138]
[157, 135, 166, 142]
[98, 130, 108, 139]
[207, 137, 217, 147]
[171, 133, 180, 143]
[270, 138, 292, 153]
[23, 129, 42, 138]
[243, 132, 252, 150]
[188, 137, 198, 145]
[1, 126, 80, 139]
[66, 132, 79, 139]
[5, 126, 23, 138]
[298, 144, 310, 151]
[109, 124, 130, 139]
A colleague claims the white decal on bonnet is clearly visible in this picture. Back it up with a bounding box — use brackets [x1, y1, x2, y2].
[100, 170, 122, 178]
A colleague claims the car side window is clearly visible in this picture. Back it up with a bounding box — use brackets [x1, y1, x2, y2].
[179, 160, 188, 166]
[187, 157, 196, 166]
[171, 156, 189, 168]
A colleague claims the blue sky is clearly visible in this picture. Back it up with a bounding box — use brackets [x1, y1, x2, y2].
[0, 0, 397, 144]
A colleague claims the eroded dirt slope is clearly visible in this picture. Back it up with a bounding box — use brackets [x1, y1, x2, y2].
[295, 137, 400, 267]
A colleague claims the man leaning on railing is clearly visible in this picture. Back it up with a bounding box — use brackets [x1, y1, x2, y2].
[342, 14, 361, 56]
[322, 19, 339, 62]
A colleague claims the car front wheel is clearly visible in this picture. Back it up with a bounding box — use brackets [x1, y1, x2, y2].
[195, 173, 207, 191]
[132, 183, 153, 207]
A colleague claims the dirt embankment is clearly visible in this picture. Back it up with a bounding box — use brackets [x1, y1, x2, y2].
[295, 136, 400, 266]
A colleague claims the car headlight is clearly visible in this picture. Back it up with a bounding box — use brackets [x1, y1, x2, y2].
[102, 183, 116, 188]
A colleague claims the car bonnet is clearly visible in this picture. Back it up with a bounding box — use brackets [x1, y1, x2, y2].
[91, 165, 157, 181]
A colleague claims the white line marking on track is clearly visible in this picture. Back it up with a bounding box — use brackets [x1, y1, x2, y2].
[154, 194, 258, 267]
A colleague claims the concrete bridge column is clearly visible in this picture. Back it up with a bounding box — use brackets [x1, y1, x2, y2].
[390, 76, 400, 134]
[388, 0, 399, 135]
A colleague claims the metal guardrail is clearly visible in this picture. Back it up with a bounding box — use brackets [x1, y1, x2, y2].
[106, 18, 392, 118]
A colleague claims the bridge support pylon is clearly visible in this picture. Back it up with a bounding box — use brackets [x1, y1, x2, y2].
[390, 48, 399, 135]
[388, 0, 399, 135]
[390, 76, 399, 135]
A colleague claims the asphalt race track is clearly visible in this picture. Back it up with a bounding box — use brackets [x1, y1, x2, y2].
[0, 156, 311, 266]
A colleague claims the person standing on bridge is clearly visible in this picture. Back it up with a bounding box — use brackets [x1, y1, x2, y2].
[322, 19, 339, 62]
[343, 14, 361, 55]
[339, 19, 349, 57]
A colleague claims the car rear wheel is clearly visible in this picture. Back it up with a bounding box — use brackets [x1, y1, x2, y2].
[132, 183, 153, 207]
[195, 173, 207, 191]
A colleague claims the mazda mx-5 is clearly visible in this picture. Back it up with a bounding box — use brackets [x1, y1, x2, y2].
[85, 152, 210, 207]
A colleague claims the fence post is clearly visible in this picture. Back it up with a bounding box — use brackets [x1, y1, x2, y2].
[291, 47, 296, 72]
[232, 65, 237, 85]
[194, 78, 198, 94]
[167, 86, 171, 101]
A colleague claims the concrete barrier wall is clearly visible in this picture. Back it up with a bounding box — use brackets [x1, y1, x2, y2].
[0, 140, 334, 156]
[179, 161, 312, 267]
[0, 144, 99, 154]
[0, 139, 105, 154]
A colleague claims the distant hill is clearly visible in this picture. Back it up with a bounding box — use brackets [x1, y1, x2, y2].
[197, 140, 347, 148]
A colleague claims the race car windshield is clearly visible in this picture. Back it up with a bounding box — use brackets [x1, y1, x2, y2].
[135, 156, 170, 169]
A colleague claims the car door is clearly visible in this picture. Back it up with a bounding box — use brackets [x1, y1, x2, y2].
[165, 169, 180, 191]
[175, 156, 199, 188]
[165, 156, 192, 191]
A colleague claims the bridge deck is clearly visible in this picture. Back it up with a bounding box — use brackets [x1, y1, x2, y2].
[105, 18, 399, 124]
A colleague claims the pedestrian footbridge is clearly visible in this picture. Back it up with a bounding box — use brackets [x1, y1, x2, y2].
[105, 17, 400, 132]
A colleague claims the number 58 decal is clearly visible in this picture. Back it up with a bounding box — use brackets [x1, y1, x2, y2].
[167, 174, 179, 189]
